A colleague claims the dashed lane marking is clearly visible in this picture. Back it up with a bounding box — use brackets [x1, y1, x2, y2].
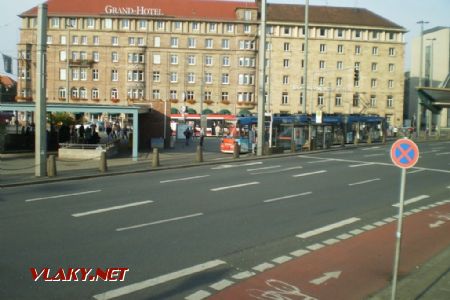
[392, 195, 430, 207]
[72, 200, 153, 217]
[263, 192, 312, 203]
[160, 175, 210, 184]
[25, 190, 102, 202]
[116, 213, 203, 232]
[93, 259, 226, 300]
[296, 217, 361, 238]
[210, 181, 260, 192]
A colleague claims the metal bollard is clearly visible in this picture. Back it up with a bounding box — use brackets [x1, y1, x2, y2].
[196, 145, 203, 162]
[152, 148, 160, 167]
[99, 151, 107, 173]
[47, 155, 57, 177]
[233, 142, 240, 159]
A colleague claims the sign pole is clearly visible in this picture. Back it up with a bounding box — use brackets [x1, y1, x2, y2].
[391, 167, 406, 300]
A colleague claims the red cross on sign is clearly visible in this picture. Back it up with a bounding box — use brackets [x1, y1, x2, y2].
[390, 138, 419, 169]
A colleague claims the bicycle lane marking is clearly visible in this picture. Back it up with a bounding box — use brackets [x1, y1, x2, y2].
[208, 202, 450, 300]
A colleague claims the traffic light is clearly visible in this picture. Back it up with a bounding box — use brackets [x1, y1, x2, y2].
[354, 68, 360, 81]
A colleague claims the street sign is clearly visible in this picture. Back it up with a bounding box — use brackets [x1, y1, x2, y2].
[390, 138, 419, 169]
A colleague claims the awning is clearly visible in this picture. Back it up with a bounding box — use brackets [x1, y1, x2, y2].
[417, 87, 450, 114]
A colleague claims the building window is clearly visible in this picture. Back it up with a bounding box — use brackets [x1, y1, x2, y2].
[71, 88, 79, 99]
[156, 21, 165, 30]
[93, 36, 99, 45]
[317, 94, 324, 106]
[153, 54, 161, 64]
[388, 32, 396, 41]
[282, 92, 289, 105]
[205, 73, 213, 84]
[222, 73, 229, 84]
[205, 39, 213, 49]
[59, 69, 67, 80]
[355, 45, 361, 55]
[111, 52, 118, 62]
[335, 94, 342, 106]
[354, 30, 362, 39]
[121, 19, 130, 29]
[244, 10, 252, 21]
[86, 18, 95, 29]
[371, 31, 380, 40]
[319, 44, 326, 53]
[222, 56, 230, 66]
[111, 70, 118, 81]
[128, 37, 136, 46]
[371, 79, 377, 88]
[208, 23, 217, 32]
[283, 42, 290, 52]
[282, 26, 292, 36]
[237, 92, 253, 102]
[80, 68, 88, 81]
[337, 61, 343, 70]
[138, 20, 147, 30]
[244, 24, 251, 33]
[191, 22, 200, 31]
[283, 75, 289, 85]
[372, 47, 379, 55]
[103, 19, 112, 29]
[170, 90, 177, 100]
[187, 72, 195, 83]
[170, 54, 178, 65]
[58, 87, 66, 99]
[72, 69, 79, 81]
[226, 23, 234, 33]
[319, 60, 325, 69]
[388, 80, 394, 88]
[371, 62, 377, 72]
[170, 72, 178, 83]
[337, 44, 344, 54]
[389, 48, 396, 56]
[387, 96, 393, 107]
[239, 40, 255, 50]
[187, 55, 196, 65]
[205, 55, 213, 66]
[370, 95, 377, 107]
[173, 21, 182, 30]
[318, 77, 324, 86]
[111, 36, 119, 46]
[153, 71, 160, 82]
[353, 94, 359, 107]
[92, 69, 99, 81]
[283, 59, 289, 68]
[170, 37, 179, 48]
[79, 88, 87, 99]
[336, 29, 344, 38]
[188, 37, 196, 48]
[319, 28, 327, 37]
[238, 74, 254, 85]
[336, 77, 342, 86]
[186, 91, 195, 100]
[152, 89, 160, 99]
[204, 91, 212, 101]
[389, 64, 395, 72]
[222, 39, 230, 49]
[50, 17, 60, 28]
[222, 92, 229, 101]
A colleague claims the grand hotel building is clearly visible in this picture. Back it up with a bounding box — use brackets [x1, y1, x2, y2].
[17, 0, 406, 127]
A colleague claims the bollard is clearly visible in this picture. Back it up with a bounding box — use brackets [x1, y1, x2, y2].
[99, 151, 107, 173]
[152, 147, 160, 167]
[233, 142, 240, 159]
[196, 145, 203, 162]
[47, 155, 57, 177]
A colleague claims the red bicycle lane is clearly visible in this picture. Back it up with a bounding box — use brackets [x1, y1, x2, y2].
[209, 202, 450, 300]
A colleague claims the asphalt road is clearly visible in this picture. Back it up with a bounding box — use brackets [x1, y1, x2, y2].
[1, 141, 449, 300]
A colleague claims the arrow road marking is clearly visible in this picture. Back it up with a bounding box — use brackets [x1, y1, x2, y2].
[309, 271, 342, 285]
[429, 220, 445, 228]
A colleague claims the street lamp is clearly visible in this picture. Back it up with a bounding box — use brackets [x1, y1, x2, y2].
[416, 20, 429, 135]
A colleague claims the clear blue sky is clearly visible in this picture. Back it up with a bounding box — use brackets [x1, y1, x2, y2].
[1, 0, 449, 75]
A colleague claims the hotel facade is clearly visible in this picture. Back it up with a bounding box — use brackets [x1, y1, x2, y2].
[17, 0, 406, 127]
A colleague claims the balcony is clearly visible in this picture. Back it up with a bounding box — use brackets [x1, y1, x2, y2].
[69, 59, 95, 67]
[236, 101, 256, 108]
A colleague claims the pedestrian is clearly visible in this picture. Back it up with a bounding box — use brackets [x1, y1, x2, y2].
[78, 125, 85, 143]
[184, 127, 190, 146]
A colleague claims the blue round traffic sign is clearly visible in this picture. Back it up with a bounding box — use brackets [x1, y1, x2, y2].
[390, 138, 419, 169]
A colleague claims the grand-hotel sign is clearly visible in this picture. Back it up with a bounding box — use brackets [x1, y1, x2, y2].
[104, 5, 163, 16]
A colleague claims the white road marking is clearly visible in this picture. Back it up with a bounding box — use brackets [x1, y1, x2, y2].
[323, 238, 340, 245]
[93, 260, 226, 300]
[247, 165, 281, 172]
[250, 166, 303, 175]
[364, 153, 385, 158]
[72, 200, 153, 217]
[392, 195, 430, 207]
[210, 279, 234, 291]
[160, 175, 210, 183]
[290, 249, 310, 257]
[297, 217, 361, 238]
[436, 152, 450, 156]
[272, 256, 292, 264]
[292, 170, 327, 177]
[348, 178, 381, 186]
[25, 190, 102, 202]
[232, 271, 256, 280]
[253, 263, 274, 272]
[336, 233, 352, 240]
[211, 162, 262, 170]
[349, 162, 374, 168]
[210, 181, 259, 191]
[185, 290, 211, 300]
[263, 192, 312, 203]
[361, 146, 381, 151]
[310, 271, 342, 285]
[116, 213, 203, 232]
[307, 243, 324, 251]
[307, 159, 333, 164]
[408, 169, 425, 174]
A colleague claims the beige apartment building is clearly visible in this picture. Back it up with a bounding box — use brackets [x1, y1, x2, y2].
[16, 0, 406, 127]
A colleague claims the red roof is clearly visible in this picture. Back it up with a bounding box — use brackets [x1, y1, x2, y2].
[20, 0, 258, 21]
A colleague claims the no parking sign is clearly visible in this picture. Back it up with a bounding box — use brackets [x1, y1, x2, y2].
[390, 138, 419, 169]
